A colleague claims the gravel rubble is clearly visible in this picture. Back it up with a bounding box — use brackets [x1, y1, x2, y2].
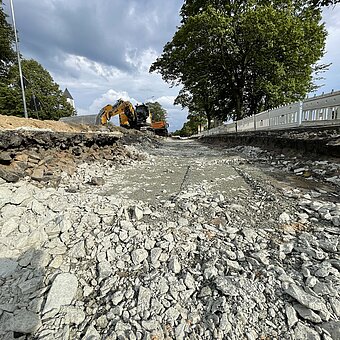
[0, 140, 339, 339]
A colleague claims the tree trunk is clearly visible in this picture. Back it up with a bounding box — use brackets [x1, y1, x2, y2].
[206, 110, 212, 129]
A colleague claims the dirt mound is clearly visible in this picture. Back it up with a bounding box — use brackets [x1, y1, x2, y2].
[0, 114, 127, 133]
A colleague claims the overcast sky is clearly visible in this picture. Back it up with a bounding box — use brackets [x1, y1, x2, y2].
[3, 1, 340, 131]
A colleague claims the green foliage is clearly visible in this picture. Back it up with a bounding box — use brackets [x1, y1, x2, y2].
[0, 59, 75, 119]
[150, 0, 327, 123]
[0, 1, 16, 77]
[145, 101, 167, 122]
[173, 112, 206, 136]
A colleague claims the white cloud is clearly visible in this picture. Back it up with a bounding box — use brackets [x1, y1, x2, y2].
[89, 89, 137, 112]
[125, 48, 159, 73]
[316, 6, 340, 93]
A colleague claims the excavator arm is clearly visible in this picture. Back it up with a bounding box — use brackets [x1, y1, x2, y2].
[96, 99, 137, 128]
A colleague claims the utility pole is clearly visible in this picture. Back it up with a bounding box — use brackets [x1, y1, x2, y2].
[9, 0, 28, 118]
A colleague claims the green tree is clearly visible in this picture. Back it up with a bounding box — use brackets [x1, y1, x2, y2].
[145, 101, 167, 122]
[0, 59, 75, 119]
[173, 112, 206, 136]
[0, 0, 16, 77]
[150, 1, 327, 123]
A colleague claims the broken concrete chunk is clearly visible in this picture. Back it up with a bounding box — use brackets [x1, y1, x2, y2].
[43, 273, 78, 314]
[285, 283, 327, 312]
[4, 310, 42, 334]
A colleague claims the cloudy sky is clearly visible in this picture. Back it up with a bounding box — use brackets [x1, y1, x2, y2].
[2, 1, 340, 131]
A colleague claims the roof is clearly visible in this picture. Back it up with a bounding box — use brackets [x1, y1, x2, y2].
[63, 88, 73, 100]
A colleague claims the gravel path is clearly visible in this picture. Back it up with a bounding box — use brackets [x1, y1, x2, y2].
[0, 139, 339, 339]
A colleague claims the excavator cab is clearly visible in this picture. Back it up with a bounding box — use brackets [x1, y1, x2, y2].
[135, 104, 152, 130]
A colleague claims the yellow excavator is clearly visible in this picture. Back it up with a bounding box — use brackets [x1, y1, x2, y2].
[96, 99, 168, 135]
[95, 99, 138, 128]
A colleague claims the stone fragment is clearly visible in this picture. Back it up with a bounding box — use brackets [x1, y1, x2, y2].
[69, 241, 86, 259]
[4, 310, 41, 334]
[0, 187, 12, 208]
[156, 277, 169, 295]
[294, 323, 320, 340]
[242, 228, 257, 243]
[332, 216, 340, 226]
[96, 315, 108, 328]
[320, 321, 340, 340]
[43, 273, 78, 314]
[204, 266, 218, 279]
[0, 151, 12, 164]
[138, 286, 151, 311]
[31, 168, 45, 181]
[49, 255, 63, 268]
[280, 242, 294, 254]
[131, 249, 148, 265]
[98, 260, 111, 279]
[46, 238, 67, 255]
[285, 283, 327, 311]
[169, 256, 181, 273]
[83, 324, 101, 340]
[150, 247, 162, 264]
[198, 286, 212, 298]
[133, 206, 144, 220]
[142, 319, 160, 331]
[0, 259, 18, 278]
[184, 272, 195, 289]
[119, 230, 128, 242]
[215, 277, 239, 296]
[165, 306, 180, 322]
[112, 291, 124, 305]
[329, 297, 340, 317]
[294, 304, 322, 323]
[64, 306, 85, 325]
[252, 251, 269, 265]
[19, 277, 42, 295]
[1, 218, 19, 237]
[285, 303, 298, 328]
[0, 166, 21, 182]
[279, 212, 291, 224]
[226, 259, 242, 270]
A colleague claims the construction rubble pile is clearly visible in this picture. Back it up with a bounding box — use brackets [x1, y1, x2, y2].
[0, 137, 339, 339]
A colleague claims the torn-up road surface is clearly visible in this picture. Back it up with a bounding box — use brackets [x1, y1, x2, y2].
[0, 138, 339, 340]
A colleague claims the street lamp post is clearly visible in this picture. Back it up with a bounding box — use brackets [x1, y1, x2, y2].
[9, 0, 28, 118]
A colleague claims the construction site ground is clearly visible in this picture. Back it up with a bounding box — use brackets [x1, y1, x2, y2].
[0, 119, 339, 339]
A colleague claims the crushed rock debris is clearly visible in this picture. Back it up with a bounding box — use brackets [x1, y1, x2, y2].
[0, 140, 339, 339]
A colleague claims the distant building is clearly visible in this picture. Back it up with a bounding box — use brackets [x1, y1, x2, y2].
[63, 88, 75, 109]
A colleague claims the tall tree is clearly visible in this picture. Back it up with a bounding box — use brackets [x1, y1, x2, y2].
[150, 1, 327, 123]
[0, 0, 16, 77]
[145, 101, 167, 122]
[0, 59, 75, 119]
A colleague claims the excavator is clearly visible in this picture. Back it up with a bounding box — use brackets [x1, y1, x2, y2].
[96, 99, 168, 136]
[95, 99, 140, 128]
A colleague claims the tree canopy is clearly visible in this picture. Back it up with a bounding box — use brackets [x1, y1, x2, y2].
[145, 101, 168, 122]
[150, 0, 328, 125]
[0, 59, 75, 119]
[0, 1, 15, 77]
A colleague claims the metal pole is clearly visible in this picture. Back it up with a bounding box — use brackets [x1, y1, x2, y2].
[9, 0, 28, 118]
